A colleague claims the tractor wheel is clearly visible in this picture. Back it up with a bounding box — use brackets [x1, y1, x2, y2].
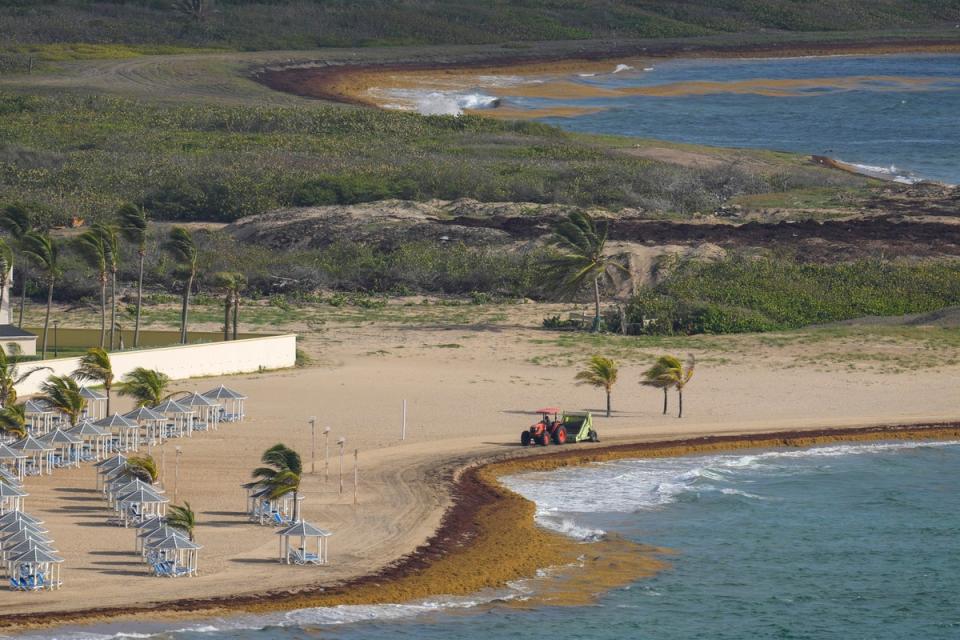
[553, 426, 568, 445]
[521, 431, 532, 447]
[588, 429, 599, 443]
[537, 432, 550, 446]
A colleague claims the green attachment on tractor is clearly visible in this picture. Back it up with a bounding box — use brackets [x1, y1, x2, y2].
[561, 412, 598, 443]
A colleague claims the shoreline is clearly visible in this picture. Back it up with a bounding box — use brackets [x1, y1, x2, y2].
[4, 420, 959, 634]
[258, 38, 960, 108]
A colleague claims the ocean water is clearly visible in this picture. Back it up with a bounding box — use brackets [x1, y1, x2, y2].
[28, 440, 960, 639]
[535, 55, 960, 185]
[395, 54, 960, 184]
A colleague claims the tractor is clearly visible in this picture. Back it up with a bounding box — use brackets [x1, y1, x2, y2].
[521, 408, 598, 446]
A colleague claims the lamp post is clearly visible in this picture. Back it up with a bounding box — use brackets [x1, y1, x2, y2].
[337, 437, 345, 495]
[174, 446, 182, 503]
[308, 416, 316, 474]
[323, 427, 331, 483]
[52, 320, 59, 358]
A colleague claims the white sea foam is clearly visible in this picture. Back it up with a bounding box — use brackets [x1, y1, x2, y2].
[838, 159, 923, 184]
[502, 440, 960, 518]
[612, 64, 634, 74]
[377, 89, 501, 115]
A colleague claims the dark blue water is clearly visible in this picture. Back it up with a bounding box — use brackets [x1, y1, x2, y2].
[29, 440, 960, 639]
[527, 55, 960, 184]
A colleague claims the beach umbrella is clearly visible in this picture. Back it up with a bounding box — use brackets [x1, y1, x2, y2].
[95, 453, 127, 470]
[181, 392, 219, 431]
[0, 443, 26, 460]
[277, 520, 331, 565]
[39, 428, 82, 446]
[124, 406, 166, 422]
[5, 538, 57, 556]
[182, 392, 217, 408]
[152, 399, 194, 438]
[23, 399, 52, 414]
[0, 510, 42, 527]
[68, 421, 109, 437]
[118, 487, 167, 504]
[95, 414, 141, 451]
[151, 534, 201, 550]
[202, 385, 246, 422]
[12, 434, 53, 453]
[0, 443, 27, 481]
[2, 529, 52, 546]
[0, 481, 27, 498]
[10, 546, 63, 564]
[79, 386, 108, 420]
[79, 387, 107, 401]
[202, 385, 246, 400]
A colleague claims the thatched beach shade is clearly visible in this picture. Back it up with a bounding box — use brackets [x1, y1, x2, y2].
[78, 386, 108, 421]
[11, 435, 53, 477]
[8, 546, 64, 590]
[117, 487, 168, 527]
[23, 399, 57, 436]
[202, 385, 246, 422]
[123, 406, 166, 447]
[181, 392, 219, 432]
[152, 399, 194, 439]
[38, 428, 82, 470]
[149, 534, 201, 577]
[94, 414, 141, 453]
[67, 421, 111, 462]
[0, 444, 26, 482]
[277, 520, 331, 565]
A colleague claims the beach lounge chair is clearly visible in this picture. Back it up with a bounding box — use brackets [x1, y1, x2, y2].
[9, 577, 23, 590]
[271, 511, 292, 527]
[303, 551, 321, 565]
[287, 548, 306, 565]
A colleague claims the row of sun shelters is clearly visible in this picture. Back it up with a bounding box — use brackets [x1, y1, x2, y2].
[0, 385, 247, 479]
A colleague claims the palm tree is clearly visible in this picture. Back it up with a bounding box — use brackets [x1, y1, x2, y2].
[575, 355, 619, 417]
[659, 354, 696, 418]
[125, 454, 159, 484]
[549, 211, 628, 332]
[21, 231, 59, 359]
[101, 224, 120, 351]
[0, 203, 34, 328]
[0, 402, 27, 439]
[167, 502, 197, 541]
[117, 367, 170, 407]
[118, 204, 148, 348]
[0, 344, 49, 408]
[166, 227, 198, 345]
[213, 272, 245, 341]
[74, 348, 114, 414]
[0, 238, 13, 321]
[76, 224, 110, 349]
[40, 374, 86, 426]
[641, 355, 683, 416]
[252, 443, 303, 522]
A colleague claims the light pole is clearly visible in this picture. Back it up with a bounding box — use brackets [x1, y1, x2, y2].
[337, 437, 345, 495]
[323, 427, 331, 483]
[53, 320, 59, 358]
[353, 449, 358, 506]
[174, 446, 182, 503]
[309, 416, 316, 474]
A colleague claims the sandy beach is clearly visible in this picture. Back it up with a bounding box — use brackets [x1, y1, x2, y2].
[3, 301, 960, 630]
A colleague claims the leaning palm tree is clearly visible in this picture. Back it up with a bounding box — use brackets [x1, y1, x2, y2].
[0, 203, 34, 327]
[74, 348, 114, 414]
[166, 227, 199, 345]
[252, 443, 303, 522]
[101, 224, 121, 351]
[125, 454, 159, 484]
[548, 211, 629, 333]
[0, 238, 13, 320]
[21, 231, 59, 359]
[0, 402, 27, 439]
[40, 374, 87, 426]
[575, 355, 619, 418]
[117, 367, 170, 407]
[0, 344, 49, 408]
[167, 502, 197, 541]
[659, 354, 696, 418]
[118, 204, 148, 348]
[641, 355, 683, 416]
[213, 272, 245, 341]
[76, 224, 110, 349]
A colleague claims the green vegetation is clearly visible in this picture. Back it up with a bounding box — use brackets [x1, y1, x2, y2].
[0, 92, 859, 226]
[623, 256, 960, 335]
[0, 1, 955, 58]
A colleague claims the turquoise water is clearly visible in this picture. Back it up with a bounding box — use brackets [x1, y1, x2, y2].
[28, 440, 960, 639]
[524, 54, 960, 184]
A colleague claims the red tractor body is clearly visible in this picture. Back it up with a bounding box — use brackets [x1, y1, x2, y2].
[521, 407, 568, 446]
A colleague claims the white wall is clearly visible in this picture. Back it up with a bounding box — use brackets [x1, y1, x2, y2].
[14, 334, 297, 397]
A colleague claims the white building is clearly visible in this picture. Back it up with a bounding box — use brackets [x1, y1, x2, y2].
[0, 269, 37, 356]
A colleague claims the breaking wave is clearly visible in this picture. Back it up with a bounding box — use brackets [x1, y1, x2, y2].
[378, 89, 501, 115]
